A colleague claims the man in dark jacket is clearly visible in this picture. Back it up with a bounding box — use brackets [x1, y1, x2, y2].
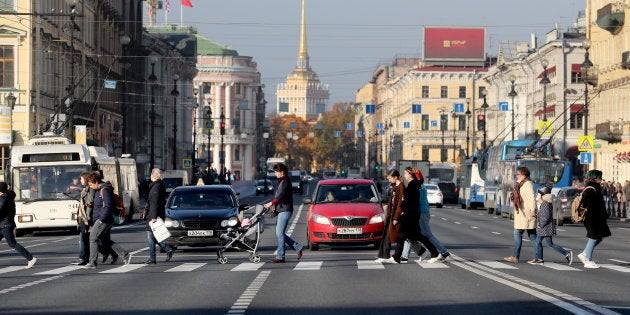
[145, 168, 174, 264]
[0, 182, 37, 269]
[82, 172, 130, 269]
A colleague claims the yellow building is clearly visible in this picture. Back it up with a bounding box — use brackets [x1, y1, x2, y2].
[587, 0, 630, 183]
[276, 0, 329, 122]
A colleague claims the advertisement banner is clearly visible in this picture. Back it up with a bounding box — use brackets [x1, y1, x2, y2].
[424, 27, 485, 61]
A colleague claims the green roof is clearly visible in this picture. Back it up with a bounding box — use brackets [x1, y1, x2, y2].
[196, 35, 238, 56]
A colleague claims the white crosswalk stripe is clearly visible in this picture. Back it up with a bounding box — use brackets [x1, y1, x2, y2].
[231, 262, 265, 271]
[477, 261, 519, 269]
[165, 263, 206, 272]
[99, 263, 146, 274]
[294, 261, 322, 270]
[541, 262, 580, 271]
[357, 260, 385, 269]
[0, 266, 26, 274]
[35, 265, 81, 275]
[599, 264, 630, 272]
[416, 261, 449, 268]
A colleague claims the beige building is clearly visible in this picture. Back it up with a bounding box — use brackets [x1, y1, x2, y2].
[587, 0, 630, 183]
[276, 0, 329, 122]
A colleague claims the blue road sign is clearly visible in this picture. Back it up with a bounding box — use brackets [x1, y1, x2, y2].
[499, 101, 509, 112]
[579, 152, 593, 164]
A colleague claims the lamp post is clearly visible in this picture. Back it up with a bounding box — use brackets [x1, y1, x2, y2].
[206, 106, 213, 173]
[452, 111, 457, 162]
[373, 130, 379, 179]
[219, 106, 226, 183]
[465, 99, 472, 158]
[171, 74, 180, 171]
[147, 56, 157, 171]
[65, 0, 79, 141]
[263, 132, 270, 187]
[480, 89, 489, 150]
[192, 87, 199, 175]
[438, 107, 449, 162]
[3, 93, 15, 170]
[508, 76, 518, 141]
[540, 59, 550, 122]
[581, 39, 593, 136]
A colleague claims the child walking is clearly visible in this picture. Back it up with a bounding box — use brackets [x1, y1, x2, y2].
[529, 184, 573, 265]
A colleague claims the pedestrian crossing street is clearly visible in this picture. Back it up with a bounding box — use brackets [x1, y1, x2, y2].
[1, 259, 630, 275]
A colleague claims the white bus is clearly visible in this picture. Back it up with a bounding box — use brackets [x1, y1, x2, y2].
[9, 142, 139, 236]
[266, 157, 286, 177]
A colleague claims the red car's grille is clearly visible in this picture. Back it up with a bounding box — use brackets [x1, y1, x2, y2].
[328, 232, 374, 240]
[330, 217, 368, 227]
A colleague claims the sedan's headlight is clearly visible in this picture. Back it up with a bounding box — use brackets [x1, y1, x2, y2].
[221, 216, 239, 227]
[18, 215, 33, 223]
[312, 213, 331, 225]
[369, 213, 385, 224]
[164, 217, 179, 228]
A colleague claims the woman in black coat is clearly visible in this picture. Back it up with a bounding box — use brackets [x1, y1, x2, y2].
[578, 170, 611, 269]
[145, 168, 174, 264]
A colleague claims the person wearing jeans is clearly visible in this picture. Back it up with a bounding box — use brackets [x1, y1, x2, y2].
[0, 182, 37, 269]
[577, 170, 611, 269]
[145, 168, 174, 264]
[529, 184, 572, 265]
[264, 163, 303, 263]
[504, 166, 538, 263]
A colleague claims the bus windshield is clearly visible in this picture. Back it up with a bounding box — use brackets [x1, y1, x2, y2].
[519, 160, 567, 185]
[12, 165, 91, 201]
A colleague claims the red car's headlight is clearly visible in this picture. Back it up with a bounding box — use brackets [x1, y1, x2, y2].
[312, 213, 331, 225]
[369, 213, 385, 224]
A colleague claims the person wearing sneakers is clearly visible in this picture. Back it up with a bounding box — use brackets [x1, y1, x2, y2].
[0, 182, 37, 269]
[529, 183, 572, 265]
[263, 163, 303, 263]
[82, 172, 130, 269]
[577, 170, 611, 269]
[504, 166, 539, 264]
[145, 168, 174, 265]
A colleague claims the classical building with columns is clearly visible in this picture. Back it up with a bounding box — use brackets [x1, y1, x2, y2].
[276, 0, 329, 121]
[193, 35, 265, 181]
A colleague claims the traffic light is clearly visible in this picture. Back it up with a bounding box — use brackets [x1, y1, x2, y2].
[220, 120, 226, 135]
[374, 164, 381, 170]
[477, 114, 486, 131]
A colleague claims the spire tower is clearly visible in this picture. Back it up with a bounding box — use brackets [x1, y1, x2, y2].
[297, 0, 309, 69]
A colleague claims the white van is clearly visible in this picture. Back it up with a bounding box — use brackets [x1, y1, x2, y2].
[162, 170, 190, 193]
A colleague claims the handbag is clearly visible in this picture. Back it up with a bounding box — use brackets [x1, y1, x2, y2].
[150, 217, 171, 243]
[140, 207, 148, 220]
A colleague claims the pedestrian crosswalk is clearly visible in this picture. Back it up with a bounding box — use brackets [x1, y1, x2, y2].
[1, 259, 630, 275]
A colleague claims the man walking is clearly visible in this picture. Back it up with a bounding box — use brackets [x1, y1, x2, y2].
[0, 182, 37, 269]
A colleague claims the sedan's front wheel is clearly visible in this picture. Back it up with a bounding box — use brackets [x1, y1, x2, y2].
[309, 240, 319, 251]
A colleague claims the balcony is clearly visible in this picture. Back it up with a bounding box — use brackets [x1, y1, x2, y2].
[596, 3, 625, 35]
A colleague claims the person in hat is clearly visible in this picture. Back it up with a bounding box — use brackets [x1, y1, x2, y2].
[577, 170, 611, 269]
[528, 183, 572, 265]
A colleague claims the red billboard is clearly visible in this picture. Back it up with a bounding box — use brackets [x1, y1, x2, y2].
[423, 27, 486, 61]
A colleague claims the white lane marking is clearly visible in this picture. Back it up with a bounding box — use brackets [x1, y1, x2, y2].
[225, 270, 271, 315]
[125, 247, 149, 265]
[35, 265, 81, 275]
[542, 262, 581, 271]
[441, 217, 447, 220]
[0, 275, 64, 295]
[294, 261, 322, 270]
[491, 231, 501, 235]
[416, 262, 449, 268]
[232, 263, 265, 272]
[599, 264, 630, 273]
[99, 263, 146, 273]
[0, 266, 25, 274]
[617, 227, 630, 231]
[471, 226, 479, 229]
[609, 259, 630, 264]
[286, 204, 304, 236]
[357, 260, 385, 269]
[165, 263, 206, 272]
[476, 261, 518, 269]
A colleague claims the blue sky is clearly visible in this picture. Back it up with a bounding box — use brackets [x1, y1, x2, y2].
[152, 0, 586, 108]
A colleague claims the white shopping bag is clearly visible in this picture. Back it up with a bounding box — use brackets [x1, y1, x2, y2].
[150, 217, 171, 243]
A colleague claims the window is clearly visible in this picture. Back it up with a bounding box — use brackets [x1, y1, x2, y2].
[422, 147, 429, 161]
[440, 114, 448, 131]
[234, 146, 240, 161]
[421, 115, 429, 131]
[458, 116, 466, 131]
[421, 86, 429, 98]
[571, 71, 581, 84]
[0, 0, 14, 11]
[0, 46, 14, 87]
[478, 86, 485, 98]
[569, 112, 583, 129]
[202, 82, 211, 94]
[235, 83, 242, 96]
[440, 86, 448, 98]
[458, 86, 466, 98]
[279, 102, 289, 112]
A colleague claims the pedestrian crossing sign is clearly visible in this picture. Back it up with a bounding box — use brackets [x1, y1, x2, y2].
[578, 135, 594, 152]
[537, 121, 552, 135]
[183, 158, 192, 169]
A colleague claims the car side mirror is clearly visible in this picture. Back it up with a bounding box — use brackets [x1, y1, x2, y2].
[302, 197, 312, 204]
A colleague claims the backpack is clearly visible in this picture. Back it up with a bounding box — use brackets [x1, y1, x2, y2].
[100, 187, 127, 224]
[571, 186, 594, 223]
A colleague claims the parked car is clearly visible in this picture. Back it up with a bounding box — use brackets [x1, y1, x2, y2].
[303, 179, 385, 251]
[436, 181, 458, 203]
[551, 186, 583, 226]
[290, 173, 305, 195]
[255, 179, 274, 196]
[425, 184, 444, 208]
[162, 185, 249, 247]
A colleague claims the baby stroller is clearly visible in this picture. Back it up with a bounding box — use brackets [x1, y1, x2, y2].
[216, 205, 269, 264]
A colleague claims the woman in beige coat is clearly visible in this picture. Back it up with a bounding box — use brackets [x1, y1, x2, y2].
[504, 166, 539, 263]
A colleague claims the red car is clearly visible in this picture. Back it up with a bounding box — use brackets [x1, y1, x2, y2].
[303, 179, 385, 251]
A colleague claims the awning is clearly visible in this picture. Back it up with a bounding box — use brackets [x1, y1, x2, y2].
[570, 104, 584, 113]
[537, 65, 557, 78]
[534, 105, 556, 116]
[571, 64, 582, 72]
[613, 152, 630, 163]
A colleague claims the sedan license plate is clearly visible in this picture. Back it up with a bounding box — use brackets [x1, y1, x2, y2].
[337, 227, 362, 235]
[187, 230, 213, 236]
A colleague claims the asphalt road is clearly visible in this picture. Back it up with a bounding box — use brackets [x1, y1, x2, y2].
[1, 186, 630, 315]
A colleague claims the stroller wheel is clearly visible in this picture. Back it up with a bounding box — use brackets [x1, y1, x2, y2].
[249, 255, 261, 263]
[217, 256, 229, 264]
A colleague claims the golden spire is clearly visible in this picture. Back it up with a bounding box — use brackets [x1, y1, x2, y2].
[297, 0, 309, 69]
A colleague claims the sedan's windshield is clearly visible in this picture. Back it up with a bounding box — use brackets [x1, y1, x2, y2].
[168, 190, 236, 209]
[315, 184, 378, 203]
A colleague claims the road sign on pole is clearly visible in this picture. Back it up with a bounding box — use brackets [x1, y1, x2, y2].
[579, 152, 593, 164]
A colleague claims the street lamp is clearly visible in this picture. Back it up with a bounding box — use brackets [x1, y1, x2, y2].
[581, 39, 593, 136]
[452, 111, 457, 162]
[263, 131, 270, 183]
[192, 87, 199, 176]
[219, 106, 226, 183]
[65, 0, 80, 141]
[171, 74, 180, 171]
[480, 88, 489, 150]
[373, 130, 380, 179]
[5, 92, 16, 110]
[540, 59, 550, 122]
[508, 76, 518, 141]
[148, 56, 158, 171]
[206, 106, 213, 174]
[465, 99, 472, 158]
[438, 107, 449, 162]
